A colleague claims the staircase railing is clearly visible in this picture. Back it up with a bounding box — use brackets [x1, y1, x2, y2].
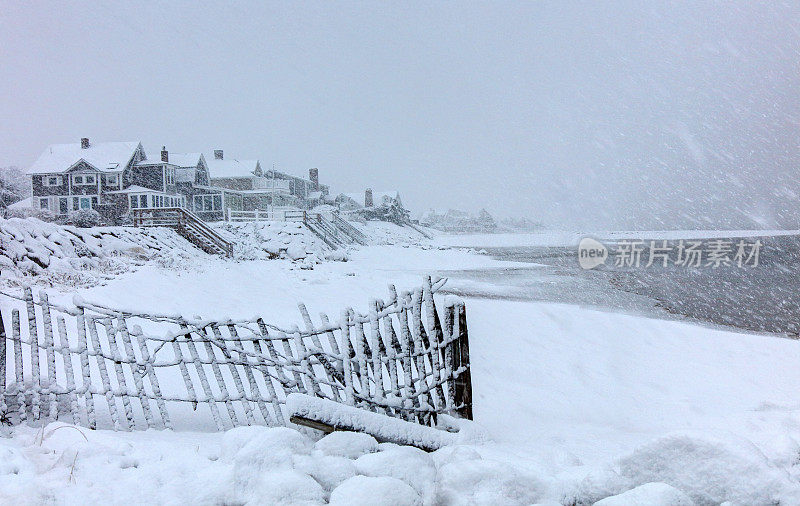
[285, 211, 344, 249]
[132, 207, 234, 257]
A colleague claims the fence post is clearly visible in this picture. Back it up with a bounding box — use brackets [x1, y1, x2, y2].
[0, 303, 6, 417]
[451, 302, 473, 420]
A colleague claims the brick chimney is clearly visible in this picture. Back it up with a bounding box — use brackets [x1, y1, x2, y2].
[161, 146, 169, 162]
[80, 137, 90, 149]
[309, 168, 319, 191]
[365, 188, 373, 207]
[214, 149, 224, 160]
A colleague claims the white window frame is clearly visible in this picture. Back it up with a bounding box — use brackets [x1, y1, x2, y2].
[103, 174, 119, 186]
[39, 197, 49, 210]
[73, 174, 97, 186]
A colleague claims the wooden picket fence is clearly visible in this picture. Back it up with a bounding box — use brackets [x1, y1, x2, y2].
[0, 277, 471, 431]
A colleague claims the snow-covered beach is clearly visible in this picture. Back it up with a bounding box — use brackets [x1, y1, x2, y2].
[2, 223, 800, 504]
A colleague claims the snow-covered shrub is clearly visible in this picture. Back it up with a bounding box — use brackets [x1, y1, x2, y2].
[68, 209, 102, 228]
[355, 200, 411, 225]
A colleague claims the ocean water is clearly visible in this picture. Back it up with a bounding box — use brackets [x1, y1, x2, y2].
[436, 234, 800, 336]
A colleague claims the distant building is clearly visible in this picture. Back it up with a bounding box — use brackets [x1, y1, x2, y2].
[337, 189, 402, 211]
[26, 139, 333, 222]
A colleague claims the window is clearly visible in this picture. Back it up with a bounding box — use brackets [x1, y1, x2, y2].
[43, 175, 62, 186]
[59, 198, 68, 215]
[130, 195, 139, 209]
[80, 197, 91, 210]
[91, 197, 98, 207]
[140, 195, 148, 208]
[73, 174, 97, 185]
[103, 174, 119, 186]
[39, 197, 49, 210]
[72, 198, 79, 211]
[213, 195, 222, 210]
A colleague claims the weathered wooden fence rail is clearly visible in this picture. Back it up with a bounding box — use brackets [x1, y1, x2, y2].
[0, 277, 471, 431]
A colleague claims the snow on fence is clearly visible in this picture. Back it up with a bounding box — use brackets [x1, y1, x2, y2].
[0, 277, 471, 431]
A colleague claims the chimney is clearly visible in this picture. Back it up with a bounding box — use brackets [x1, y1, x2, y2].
[365, 188, 373, 207]
[80, 137, 90, 149]
[309, 168, 319, 191]
[214, 149, 224, 160]
[161, 146, 169, 162]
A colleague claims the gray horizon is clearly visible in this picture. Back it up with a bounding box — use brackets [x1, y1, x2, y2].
[1, 1, 798, 230]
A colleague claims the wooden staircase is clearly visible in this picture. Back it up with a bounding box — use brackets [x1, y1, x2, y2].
[329, 212, 369, 245]
[285, 210, 359, 249]
[132, 207, 234, 257]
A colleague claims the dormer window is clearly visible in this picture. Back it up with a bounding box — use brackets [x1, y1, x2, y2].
[103, 174, 119, 185]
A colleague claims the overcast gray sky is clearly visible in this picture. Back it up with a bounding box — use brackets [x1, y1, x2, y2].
[1, 1, 798, 229]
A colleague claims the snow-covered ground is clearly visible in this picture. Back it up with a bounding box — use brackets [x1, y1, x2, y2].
[2, 222, 800, 504]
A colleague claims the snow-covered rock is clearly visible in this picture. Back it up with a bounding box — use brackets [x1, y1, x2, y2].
[216, 221, 330, 262]
[314, 431, 378, 459]
[354, 445, 436, 497]
[594, 482, 694, 505]
[329, 475, 422, 506]
[0, 217, 202, 288]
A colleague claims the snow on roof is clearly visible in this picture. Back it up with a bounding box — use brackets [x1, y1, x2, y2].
[106, 185, 160, 194]
[167, 153, 204, 168]
[136, 159, 175, 166]
[28, 141, 141, 175]
[308, 191, 323, 200]
[8, 197, 32, 209]
[206, 157, 260, 179]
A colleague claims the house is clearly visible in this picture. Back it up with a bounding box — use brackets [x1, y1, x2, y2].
[262, 167, 330, 205]
[337, 189, 402, 211]
[27, 139, 185, 222]
[26, 139, 335, 223]
[208, 150, 328, 211]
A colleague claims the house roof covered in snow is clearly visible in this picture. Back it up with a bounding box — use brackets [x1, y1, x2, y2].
[28, 141, 142, 175]
[167, 153, 205, 168]
[206, 157, 260, 179]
